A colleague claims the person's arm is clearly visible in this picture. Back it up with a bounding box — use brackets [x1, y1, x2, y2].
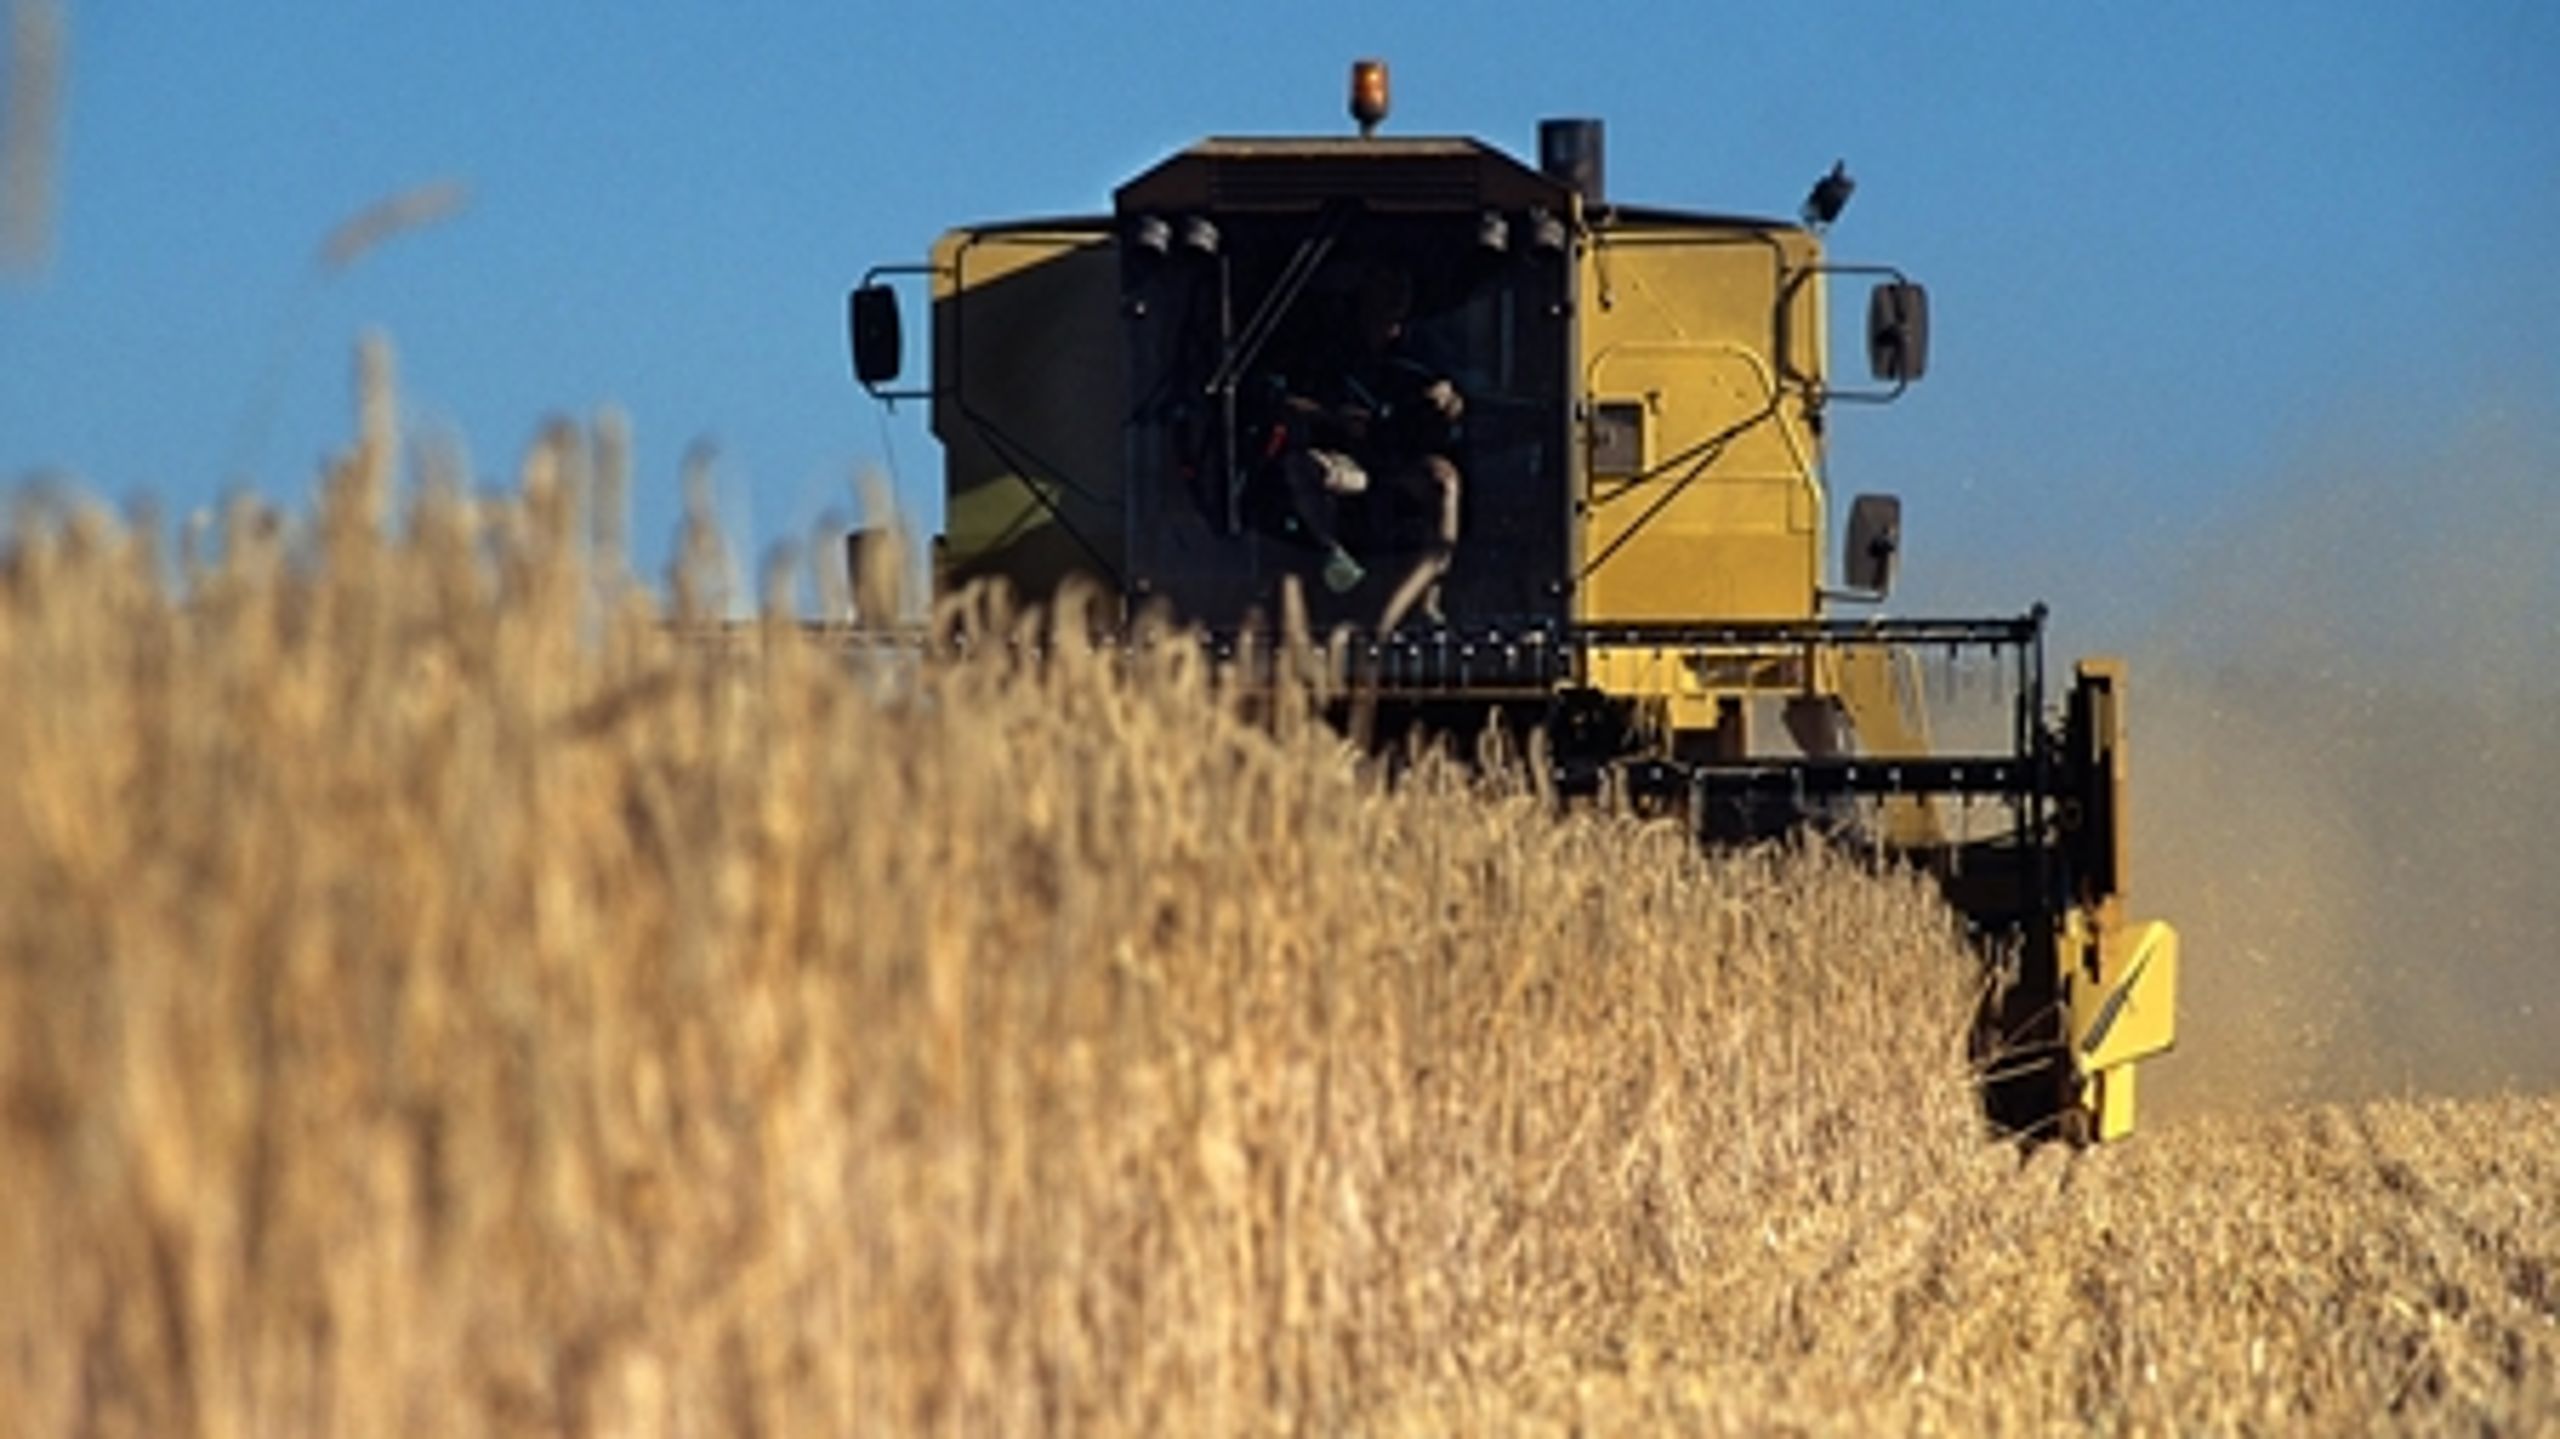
[1281, 391, 1372, 448]
[1374, 356, 1462, 453]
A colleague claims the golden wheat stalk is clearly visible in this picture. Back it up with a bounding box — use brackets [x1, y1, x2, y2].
[5, 338, 2556, 1434]
[315, 176, 469, 272]
[0, 0, 63, 272]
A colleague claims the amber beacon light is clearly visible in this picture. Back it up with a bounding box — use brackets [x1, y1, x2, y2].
[1349, 59, 1390, 136]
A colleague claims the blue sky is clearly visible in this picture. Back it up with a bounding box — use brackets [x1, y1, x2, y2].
[3, 2, 2554, 642]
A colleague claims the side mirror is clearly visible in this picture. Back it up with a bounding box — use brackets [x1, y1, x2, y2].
[849, 284, 903, 388]
[1844, 493, 1901, 596]
[1865, 281, 1929, 383]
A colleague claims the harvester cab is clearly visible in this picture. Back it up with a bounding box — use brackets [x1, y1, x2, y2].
[846, 61, 2177, 1143]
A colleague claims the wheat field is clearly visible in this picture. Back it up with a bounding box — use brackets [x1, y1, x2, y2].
[4, 350, 2556, 1434]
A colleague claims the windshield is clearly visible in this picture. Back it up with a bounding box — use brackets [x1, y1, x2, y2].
[1121, 212, 1571, 632]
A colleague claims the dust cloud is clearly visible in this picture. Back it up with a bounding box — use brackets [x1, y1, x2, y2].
[2128, 414, 2559, 1115]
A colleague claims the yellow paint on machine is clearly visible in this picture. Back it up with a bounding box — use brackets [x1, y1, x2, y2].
[2062, 658, 2180, 1142]
[1575, 224, 1825, 628]
[2073, 920, 2181, 1141]
[928, 226, 1126, 597]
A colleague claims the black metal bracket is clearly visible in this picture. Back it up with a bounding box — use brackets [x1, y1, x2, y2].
[853, 264, 944, 404]
[1778, 261, 1916, 406]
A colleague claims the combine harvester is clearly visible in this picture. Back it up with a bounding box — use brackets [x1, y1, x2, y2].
[845, 63, 2176, 1142]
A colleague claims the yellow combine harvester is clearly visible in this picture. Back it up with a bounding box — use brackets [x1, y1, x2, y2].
[847, 63, 2176, 1142]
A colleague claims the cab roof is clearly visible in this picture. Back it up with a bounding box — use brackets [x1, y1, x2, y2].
[1115, 136, 1571, 215]
[1112, 135, 1795, 232]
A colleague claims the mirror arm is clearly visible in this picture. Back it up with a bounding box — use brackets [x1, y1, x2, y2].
[1782, 261, 1920, 404]
[852, 264, 946, 403]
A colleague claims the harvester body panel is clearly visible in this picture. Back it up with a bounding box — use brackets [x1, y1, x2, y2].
[1575, 223, 1825, 627]
[927, 224, 1125, 601]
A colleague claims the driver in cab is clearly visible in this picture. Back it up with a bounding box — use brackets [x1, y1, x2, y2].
[1268, 263, 1463, 632]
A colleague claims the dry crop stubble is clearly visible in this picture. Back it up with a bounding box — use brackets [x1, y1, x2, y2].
[0, 338, 1987, 1432]
[4, 341, 2557, 1434]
